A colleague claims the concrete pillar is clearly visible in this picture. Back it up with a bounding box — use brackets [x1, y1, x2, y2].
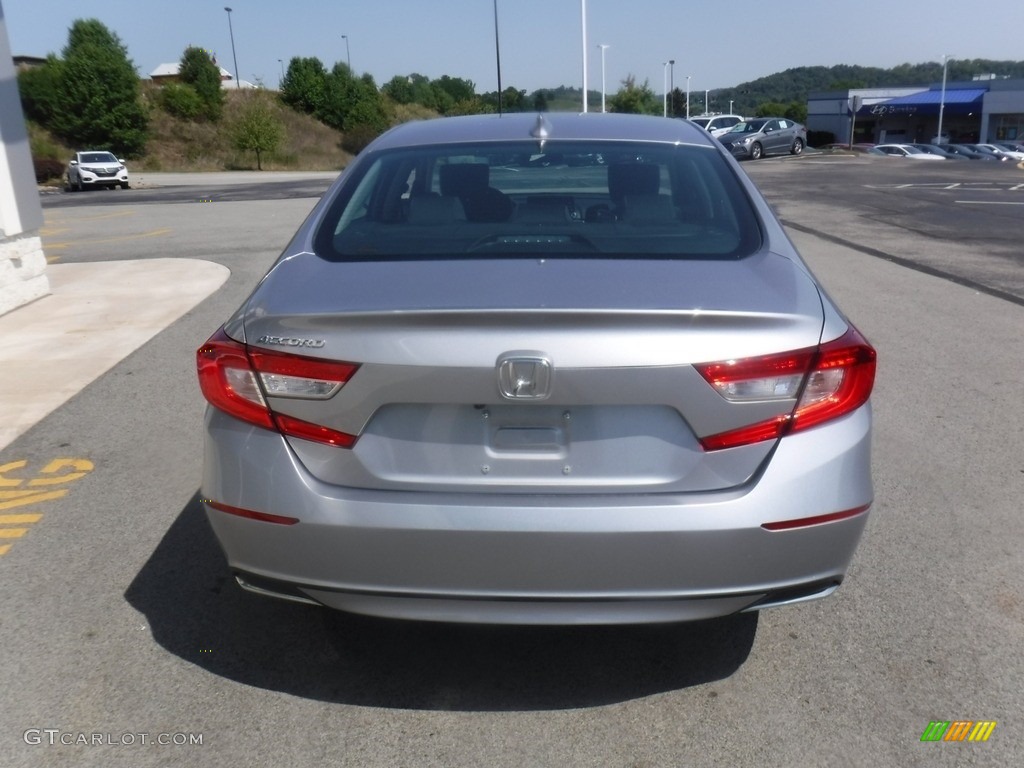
[0, 1, 49, 317]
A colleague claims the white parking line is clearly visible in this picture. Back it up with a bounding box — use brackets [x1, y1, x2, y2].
[954, 200, 1024, 205]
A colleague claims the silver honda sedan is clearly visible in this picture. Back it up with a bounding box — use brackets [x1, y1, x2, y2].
[197, 112, 875, 625]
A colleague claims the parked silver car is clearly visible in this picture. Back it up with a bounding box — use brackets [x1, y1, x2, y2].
[197, 112, 876, 625]
[65, 150, 129, 191]
[718, 118, 807, 160]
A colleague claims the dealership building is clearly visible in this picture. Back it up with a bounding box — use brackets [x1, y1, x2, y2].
[807, 78, 1024, 145]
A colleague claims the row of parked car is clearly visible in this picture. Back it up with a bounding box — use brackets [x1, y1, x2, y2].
[691, 114, 809, 160]
[871, 142, 1024, 162]
[689, 114, 1023, 163]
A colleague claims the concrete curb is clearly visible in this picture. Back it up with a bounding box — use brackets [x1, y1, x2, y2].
[0, 258, 230, 450]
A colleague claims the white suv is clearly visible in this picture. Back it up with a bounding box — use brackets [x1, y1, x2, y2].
[66, 151, 130, 191]
[690, 114, 744, 138]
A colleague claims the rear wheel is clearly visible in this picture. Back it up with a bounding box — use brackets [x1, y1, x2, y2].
[750, 142, 763, 160]
[791, 138, 804, 156]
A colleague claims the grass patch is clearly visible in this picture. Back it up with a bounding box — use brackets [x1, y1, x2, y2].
[138, 86, 355, 172]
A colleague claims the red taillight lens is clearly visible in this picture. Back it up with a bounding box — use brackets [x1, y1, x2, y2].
[197, 328, 359, 448]
[696, 326, 876, 451]
[197, 329, 274, 430]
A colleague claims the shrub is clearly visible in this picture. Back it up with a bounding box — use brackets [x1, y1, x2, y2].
[160, 83, 204, 120]
[33, 157, 65, 183]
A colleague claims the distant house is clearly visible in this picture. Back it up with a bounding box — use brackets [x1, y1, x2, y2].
[149, 62, 255, 89]
[12, 55, 47, 70]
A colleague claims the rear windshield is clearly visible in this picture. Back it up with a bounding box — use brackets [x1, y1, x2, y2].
[314, 141, 762, 261]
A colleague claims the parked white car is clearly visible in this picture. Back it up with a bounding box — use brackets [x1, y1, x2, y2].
[690, 114, 744, 137]
[66, 151, 130, 191]
[874, 144, 945, 161]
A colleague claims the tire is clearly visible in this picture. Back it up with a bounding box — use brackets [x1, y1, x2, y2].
[75, 175, 83, 192]
[791, 138, 804, 156]
[121, 182, 130, 190]
[750, 142, 763, 160]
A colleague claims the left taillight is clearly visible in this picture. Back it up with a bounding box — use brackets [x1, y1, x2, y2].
[197, 328, 359, 448]
[696, 326, 876, 451]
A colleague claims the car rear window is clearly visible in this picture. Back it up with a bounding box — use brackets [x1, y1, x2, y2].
[314, 141, 762, 262]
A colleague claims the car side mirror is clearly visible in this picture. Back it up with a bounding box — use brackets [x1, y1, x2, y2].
[70, 160, 78, 166]
[118, 159, 126, 164]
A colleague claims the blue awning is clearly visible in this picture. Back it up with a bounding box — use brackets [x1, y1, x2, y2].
[857, 88, 985, 116]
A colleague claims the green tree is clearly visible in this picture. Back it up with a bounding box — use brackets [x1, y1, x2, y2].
[17, 56, 63, 124]
[231, 95, 284, 170]
[51, 19, 148, 157]
[178, 46, 224, 121]
[609, 75, 659, 115]
[159, 82, 204, 120]
[382, 75, 414, 104]
[318, 65, 389, 135]
[281, 56, 328, 115]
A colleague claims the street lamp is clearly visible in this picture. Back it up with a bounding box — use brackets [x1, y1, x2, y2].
[669, 59, 675, 116]
[598, 44, 610, 113]
[686, 75, 691, 119]
[937, 54, 952, 144]
[705, 89, 710, 114]
[278, 58, 284, 86]
[662, 62, 668, 117]
[224, 7, 239, 90]
[341, 35, 351, 72]
[580, 0, 588, 113]
[493, 1, 503, 114]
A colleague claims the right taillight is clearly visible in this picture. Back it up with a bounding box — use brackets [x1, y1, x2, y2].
[696, 326, 876, 451]
[197, 328, 360, 448]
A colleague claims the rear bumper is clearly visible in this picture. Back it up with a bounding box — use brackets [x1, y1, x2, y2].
[202, 404, 873, 624]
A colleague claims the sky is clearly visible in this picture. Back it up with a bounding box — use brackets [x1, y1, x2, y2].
[4, 0, 1023, 98]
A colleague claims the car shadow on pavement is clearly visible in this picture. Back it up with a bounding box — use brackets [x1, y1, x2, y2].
[125, 492, 757, 711]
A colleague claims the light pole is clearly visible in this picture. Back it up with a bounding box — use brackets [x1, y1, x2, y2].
[729, 99, 733, 114]
[493, 1, 503, 114]
[662, 62, 668, 117]
[224, 7, 239, 90]
[937, 54, 952, 144]
[580, 0, 588, 112]
[686, 75, 691, 119]
[278, 58, 284, 86]
[669, 59, 675, 116]
[705, 89, 710, 114]
[341, 35, 351, 72]
[598, 44, 609, 113]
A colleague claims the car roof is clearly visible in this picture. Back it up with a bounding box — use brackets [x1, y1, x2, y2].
[367, 112, 718, 151]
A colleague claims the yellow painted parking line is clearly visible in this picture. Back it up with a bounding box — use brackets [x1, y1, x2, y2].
[29, 458, 94, 485]
[0, 490, 68, 510]
[0, 457, 92, 556]
[0, 460, 27, 486]
[44, 209, 135, 223]
[0, 514, 44, 524]
[44, 227, 172, 251]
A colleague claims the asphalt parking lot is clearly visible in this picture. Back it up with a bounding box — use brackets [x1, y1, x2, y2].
[2, 154, 1022, 767]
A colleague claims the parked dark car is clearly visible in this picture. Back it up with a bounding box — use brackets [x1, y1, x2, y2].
[961, 144, 1013, 162]
[942, 144, 999, 161]
[718, 118, 807, 160]
[911, 144, 968, 160]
